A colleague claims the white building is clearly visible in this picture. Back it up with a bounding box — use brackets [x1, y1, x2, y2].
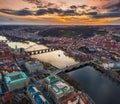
[25, 61, 43, 73]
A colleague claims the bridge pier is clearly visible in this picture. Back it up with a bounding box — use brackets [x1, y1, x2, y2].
[52, 48, 54, 51]
[33, 51, 37, 55]
[27, 52, 31, 55]
[0, 40, 12, 43]
[45, 49, 47, 52]
[25, 48, 59, 55]
[42, 50, 44, 53]
[49, 49, 52, 52]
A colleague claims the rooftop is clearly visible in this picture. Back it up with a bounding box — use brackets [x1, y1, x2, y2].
[61, 93, 80, 104]
[4, 71, 28, 85]
[45, 76, 59, 84]
[33, 93, 49, 104]
[45, 76, 73, 96]
[27, 84, 39, 95]
[27, 84, 49, 104]
[26, 61, 43, 67]
[103, 63, 120, 70]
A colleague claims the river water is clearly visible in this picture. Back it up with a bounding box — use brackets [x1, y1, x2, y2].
[67, 66, 120, 104]
[0, 35, 77, 68]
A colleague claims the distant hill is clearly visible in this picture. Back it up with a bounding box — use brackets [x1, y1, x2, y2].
[38, 26, 107, 38]
[0, 25, 119, 38]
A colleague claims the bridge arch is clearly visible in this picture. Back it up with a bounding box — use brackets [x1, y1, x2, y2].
[25, 48, 59, 55]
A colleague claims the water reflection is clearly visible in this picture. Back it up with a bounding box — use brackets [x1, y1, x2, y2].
[68, 66, 120, 104]
[0, 35, 77, 68]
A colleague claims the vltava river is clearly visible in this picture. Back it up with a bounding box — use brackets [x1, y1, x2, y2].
[0, 35, 78, 68]
[67, 66, 120, 104]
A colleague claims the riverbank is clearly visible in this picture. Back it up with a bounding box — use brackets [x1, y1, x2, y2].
[91, 62, 120, 83]
[58, 72, 95, 104]
[58, 72, 83, 91]
[67, 66, 120, 104]
[60, 61, 120, 83]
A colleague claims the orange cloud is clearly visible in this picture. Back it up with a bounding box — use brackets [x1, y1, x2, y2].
[0, 12, 120, 25]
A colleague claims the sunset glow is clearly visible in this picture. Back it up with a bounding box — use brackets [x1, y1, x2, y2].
[0, 0, 119, 25]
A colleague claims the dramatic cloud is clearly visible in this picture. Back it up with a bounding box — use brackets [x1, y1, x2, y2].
[93, 12, 120, 18]
[36, 8, 63, 15]
[0, 8, 81, 16]
[62, 10, 78, 16]
[86, 12, 98, 16]
[36, 8, 79, 16]
[23, 0, 59, 8]
[104, 2, 120, 12]
[78, 5, 88, 9]
[93, 1, 120, 19]
[104, 1, 120, 9]
[36, 9, 48, 15]
[15, 9, 33, 16]
[70, 5, 77, 10]
[90, 6, 98, 10]
[47, 8, 62, 14]
[0, 9, 33, 16]
[0, 0, 119, 25]
[35, 5, 100, 16]
[0, 7, 98, 17]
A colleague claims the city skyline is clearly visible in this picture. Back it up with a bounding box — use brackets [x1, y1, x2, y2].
[0, 0, 120, 25]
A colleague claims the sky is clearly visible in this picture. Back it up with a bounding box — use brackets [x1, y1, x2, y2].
[0, 0, 120, 25]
